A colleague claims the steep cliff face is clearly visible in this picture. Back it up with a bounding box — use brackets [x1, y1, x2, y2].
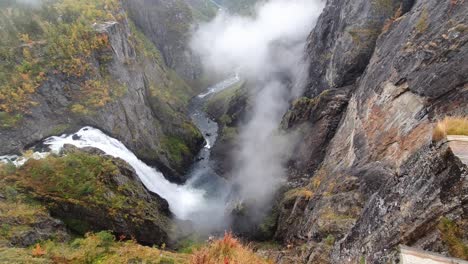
[0, 0, 203, 182]
[217, 0, 263, 15]
[124, 0, 202, 82]
[277, 0, 468, 262]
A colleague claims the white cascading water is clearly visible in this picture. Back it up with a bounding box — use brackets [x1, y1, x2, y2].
[0, 76, 238, 231]
[43, 127, 207, 220]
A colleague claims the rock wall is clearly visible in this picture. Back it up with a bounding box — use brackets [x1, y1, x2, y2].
[124, 0, 202, 82]
[0, 2, 204, 182]
[277, 0, 468, 262]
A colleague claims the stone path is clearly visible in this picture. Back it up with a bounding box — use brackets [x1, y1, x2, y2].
[400, 246, 468, 264]
[447, 135, 468, 165]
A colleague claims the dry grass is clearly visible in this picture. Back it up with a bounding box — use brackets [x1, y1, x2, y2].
[0, 231, 273, 264]
[382, 5, 403, 32]
[190, 232, 272, 264]
[433, 116, 468, 141]
[283, 188, 314, 204]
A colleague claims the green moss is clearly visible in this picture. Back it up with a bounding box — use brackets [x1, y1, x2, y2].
[130, 21, 165, 65]
[324, 234, 335, 246]
[221, 126, 238, 142]
[177, 237, 204, 254]
[17, 231, 190, 264]
[0, 112, 23, 128]
[50, 124, 69, 135]
[205, 81, 245, 118]
[220, 114, 233, 126]
[20, 153, 117, 201]
[162, 136, 191, 165]
[438, 217, 468, 259]
[258, 208, 279, 240]
[416, 8, 429, 33]
[360, 255, 366, 264]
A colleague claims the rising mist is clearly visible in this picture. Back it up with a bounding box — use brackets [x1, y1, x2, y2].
[191, 0, 325, 230]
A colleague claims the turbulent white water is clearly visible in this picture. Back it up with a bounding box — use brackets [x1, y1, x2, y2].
[43, 127, 212, 220]
[0, 152, 49, 167]
[0, 78, 237, 232]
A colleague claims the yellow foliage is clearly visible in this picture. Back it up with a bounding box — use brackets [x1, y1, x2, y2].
[433, 116, 468, 141]
[0, 0, 119, 114]
[283, 188, 314, 203]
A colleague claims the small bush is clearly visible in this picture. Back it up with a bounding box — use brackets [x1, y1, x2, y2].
[190, 232, 272, 264]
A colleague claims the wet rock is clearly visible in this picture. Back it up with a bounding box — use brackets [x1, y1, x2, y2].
[276, 0, 468, 262]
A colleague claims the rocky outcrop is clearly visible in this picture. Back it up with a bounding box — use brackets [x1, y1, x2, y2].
[281, 88, 351, 173]
[205, 81, 250, 176]
[276, 0, 468, 262]
[0, 3, 203, 182]
[0, 175, 69, 248]
[124, 0, 202, 82]
[13, 146, 172, 246]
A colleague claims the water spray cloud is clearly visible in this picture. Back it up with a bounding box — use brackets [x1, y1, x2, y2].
[191, 0, 325, 227]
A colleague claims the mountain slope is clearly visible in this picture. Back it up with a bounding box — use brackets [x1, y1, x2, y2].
[275, 0, 468, 262]
[0, 0, 204, 182]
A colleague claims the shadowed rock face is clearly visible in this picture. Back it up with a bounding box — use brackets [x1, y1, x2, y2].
[304, 0, 406, 97]
[124, 0, 202, 82]
[276, 0, 468, 262]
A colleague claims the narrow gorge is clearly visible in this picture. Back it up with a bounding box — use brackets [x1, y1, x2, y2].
[0, 0, 467, 263]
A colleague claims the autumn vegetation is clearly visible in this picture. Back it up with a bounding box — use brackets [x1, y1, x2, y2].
[0, 0, 122, 119]
[433, 116, 468, 141]
[190, 232, 272, 264]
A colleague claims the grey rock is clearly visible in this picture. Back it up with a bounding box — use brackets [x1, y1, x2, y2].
[276, 0, 468, 262]
[123, 0, 202, 81]
[0, 7, 203, 182]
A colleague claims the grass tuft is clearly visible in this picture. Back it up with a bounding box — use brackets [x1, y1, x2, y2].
[190, 232, 272, 264]
[438, 217, 468, 259]
[433, 116, 468, 141]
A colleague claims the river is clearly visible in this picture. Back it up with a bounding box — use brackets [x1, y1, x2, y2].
[0, 75, 240, 234]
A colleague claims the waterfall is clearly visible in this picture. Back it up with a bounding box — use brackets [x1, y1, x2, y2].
[0, 76, 239, 233]
[43, 127, 207, 220]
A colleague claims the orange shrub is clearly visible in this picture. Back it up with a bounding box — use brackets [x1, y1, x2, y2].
[190, 232, 272, 264]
